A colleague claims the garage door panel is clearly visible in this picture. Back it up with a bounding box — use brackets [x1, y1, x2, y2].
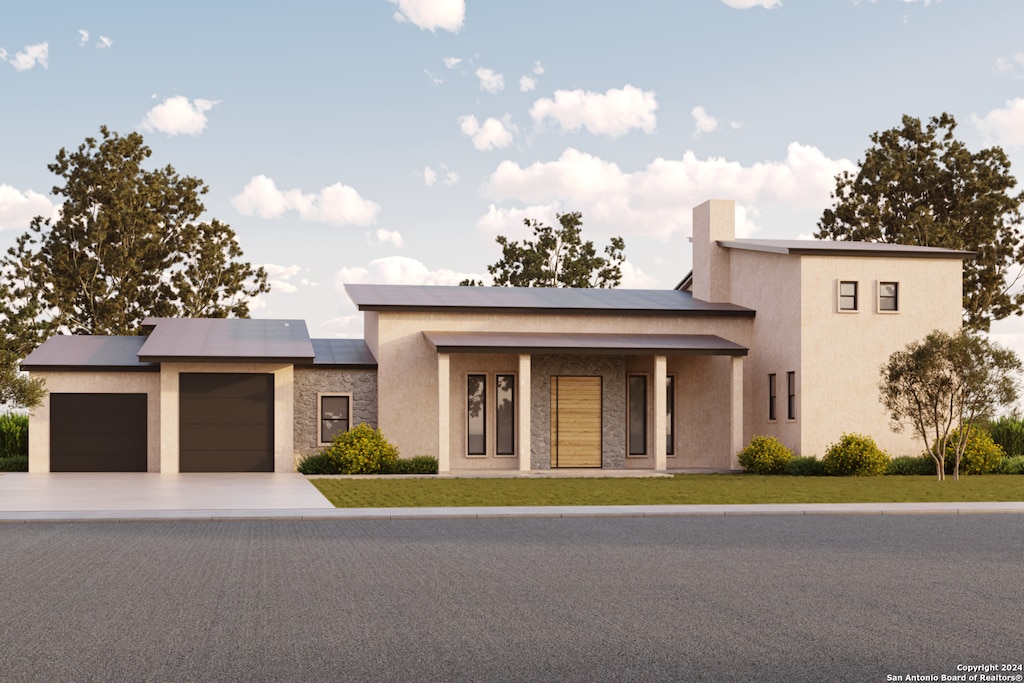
[50, 393, 147, 472]
[179, 424, 271, 451]
[180, 374, 273, 399]
[180, 450, 274, 472]
[179, 397, 273, 425]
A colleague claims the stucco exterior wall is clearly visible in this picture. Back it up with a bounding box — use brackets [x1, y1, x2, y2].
[797, 255, 963, 457]
[370, 309, 751, 469]
[292, 367, 378, 464]
[27, 371, 162, 473]
[446, 353, 520, 469]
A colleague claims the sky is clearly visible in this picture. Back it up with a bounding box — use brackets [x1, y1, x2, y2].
[2, 0, 1024, 352]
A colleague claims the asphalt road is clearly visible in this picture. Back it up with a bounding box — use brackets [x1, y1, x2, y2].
[1, 515, 1022, 683]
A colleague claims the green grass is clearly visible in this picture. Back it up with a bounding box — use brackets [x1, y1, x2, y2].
[309, 473, 1024, 508]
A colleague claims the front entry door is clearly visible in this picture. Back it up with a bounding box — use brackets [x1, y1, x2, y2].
[550, 376, 602, 468]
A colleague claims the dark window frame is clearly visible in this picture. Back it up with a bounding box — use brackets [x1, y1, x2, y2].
[839, 280, 858, 311]
[319, 393, 351, 444]
[666, 375, 675, 457]
[628, 374, 648, 456]
[467, 374, 487, 456]
[879, 281, 899, 312]
[495, 374, 516, 456]
[787, 371, 796, 421]
[768, 373, 777, 422]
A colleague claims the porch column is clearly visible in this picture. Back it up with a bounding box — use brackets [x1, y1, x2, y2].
[653, 355, 667, 471]
[730, 355, 744, 470]
[437, 352, 450, 473]
[518, 353, 532, 472]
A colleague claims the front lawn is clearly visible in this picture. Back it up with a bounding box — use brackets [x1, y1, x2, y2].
[309, 473, 1024, 508]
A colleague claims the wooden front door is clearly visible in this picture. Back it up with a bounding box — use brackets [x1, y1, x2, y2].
[550, 376, 602, 468]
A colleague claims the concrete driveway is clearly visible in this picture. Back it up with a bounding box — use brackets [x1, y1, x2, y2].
[0, 472, 334, 516]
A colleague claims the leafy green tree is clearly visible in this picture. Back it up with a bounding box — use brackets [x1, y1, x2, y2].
[879, 329, 1021, 480]
[461, 212, 625, 288]
[816, 113, 1024, 331]
[0, 126, 269, 407]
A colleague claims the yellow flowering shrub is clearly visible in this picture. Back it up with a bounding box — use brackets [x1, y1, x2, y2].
[822, 433, 889, 476]
[323, 423, 400, 474]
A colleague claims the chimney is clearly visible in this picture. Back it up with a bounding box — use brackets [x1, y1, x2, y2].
[690, 199, 735, 303]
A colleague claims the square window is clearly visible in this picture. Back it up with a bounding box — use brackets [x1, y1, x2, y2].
[320, 395, 350, 443]
[839, 281, 858, 311]
[879, 282, 898, 312]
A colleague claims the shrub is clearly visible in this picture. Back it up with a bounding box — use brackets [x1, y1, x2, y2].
[944, 428, 1005, 475]
[383, 456, 439, 474]
[0, 413, 29, 459]
[822, 433, 890, 476]
[987, 415, 1024, 457]
[296, 452, 338, 475]
[1001, 455, 1024, 474]
[887, 455, 936, 476]
[783, 455, 825, 476]
[737, 436, 793, 474]
[322, 423, 399, 474]
[0, 455, 29, 472]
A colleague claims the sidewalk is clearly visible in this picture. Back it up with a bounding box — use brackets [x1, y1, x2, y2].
[2, 472, 1023, 523]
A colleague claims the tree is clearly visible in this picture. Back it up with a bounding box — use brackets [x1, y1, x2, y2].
[461, 212, 626, 288]
[0, 126, 269, 407]
[816, 113, 1024, 331]
[879, 329, 1021, 480]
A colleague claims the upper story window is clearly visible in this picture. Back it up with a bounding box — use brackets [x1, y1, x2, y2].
[879, 282, 899, 312]
[839, 281, 858, 311]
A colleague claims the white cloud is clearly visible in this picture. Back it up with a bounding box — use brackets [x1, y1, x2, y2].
[480, 144, 855, 239]
[424, 69, 443, 86]
[994, 53, 1024, 75]
[97, 36, 113, 49]
[336, 256, 482, 287]
[389, 0, 465, 33]
[520, 75, 537, 92]
[232, 174, 381, 226]
[972, 98, 1024, 147]
[78, 30, 89, 46]
[0, 184, 59, 230]
[532, 60, 544, 75]
[423, 165, 437, 186]
[445, 169, 459, 186]
[692, 106, 718, 135]
[139, 96, 218, 136]
[476, 203, 560, 238]
[619, 261, 658, 288]
[457, 115, 515, 151]
[721, 0, 782, 7]
[476, 67, 504, 94]
[530, 85, 657, 138]
[0, 49, 6, 62]
[9, 43, 48, 71]
[424, 164, 458, 186]
[443, 56, 461, 69]
[373, 228, 404, 248]
[262, 264, 304, 293]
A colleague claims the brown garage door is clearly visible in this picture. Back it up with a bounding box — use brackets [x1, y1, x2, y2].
[50, 393, 148, 472]
[179, 373, 274, 472]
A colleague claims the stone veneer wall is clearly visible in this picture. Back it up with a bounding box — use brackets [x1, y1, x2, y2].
[530, 354, 626, 470]
[293, 367, 378, 463]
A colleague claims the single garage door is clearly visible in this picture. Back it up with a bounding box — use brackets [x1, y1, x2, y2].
[179, 373, 274, 472]
[50, 393, 148, 472]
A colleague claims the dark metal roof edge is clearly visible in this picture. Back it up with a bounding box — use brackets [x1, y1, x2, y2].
[355, 304, 755, 317]
[21, 364, 159, 373]
[719, 240, 976, 259]
[304, 362, 379, 369]
[137, 355, 313, 365]
[427, 344, 747, 357]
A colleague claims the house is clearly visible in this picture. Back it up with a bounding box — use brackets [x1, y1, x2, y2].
[22, 200, 970, 473]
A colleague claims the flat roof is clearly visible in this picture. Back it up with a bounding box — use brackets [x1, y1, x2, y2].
[310, 339, 377, 367]
[138, 318, 316, 363]
[22, 336, 157, 372]
[345, 284, 755, 317]
[423, 331, 748, 356]
[719, 239, 974, 259]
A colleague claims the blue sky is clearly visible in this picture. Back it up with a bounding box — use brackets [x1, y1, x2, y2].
[2, 0, 1024, 349]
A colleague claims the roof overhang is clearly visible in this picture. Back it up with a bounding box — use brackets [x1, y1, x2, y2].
[423, 331, 748, 356]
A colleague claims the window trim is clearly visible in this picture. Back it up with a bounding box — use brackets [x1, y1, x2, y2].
[318, 393, 352, 445]
[838, 280, 859, 312]
[878, 281, 899, 313]
[786, 371, 796, 422]
[495, 373, 516, 457]
[768, 373, 777, 422]
[627, 374, 648, 457]
[467, 373, 487, 457]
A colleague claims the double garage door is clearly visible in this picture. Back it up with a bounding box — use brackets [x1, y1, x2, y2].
[49, 373, 274, 472]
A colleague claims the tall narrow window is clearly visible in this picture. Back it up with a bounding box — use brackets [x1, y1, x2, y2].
[321, 395, 350, 443]
[879, 282, 898, 311]
[628, 375, 647, 456]
[665, 375, 675, 456]
[839, 281, 858, 311]
[496, 374, 515, 455]
[787, 371, 796, 421]
[768, 374, 777, 421]
[467, 374, 486, 455]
